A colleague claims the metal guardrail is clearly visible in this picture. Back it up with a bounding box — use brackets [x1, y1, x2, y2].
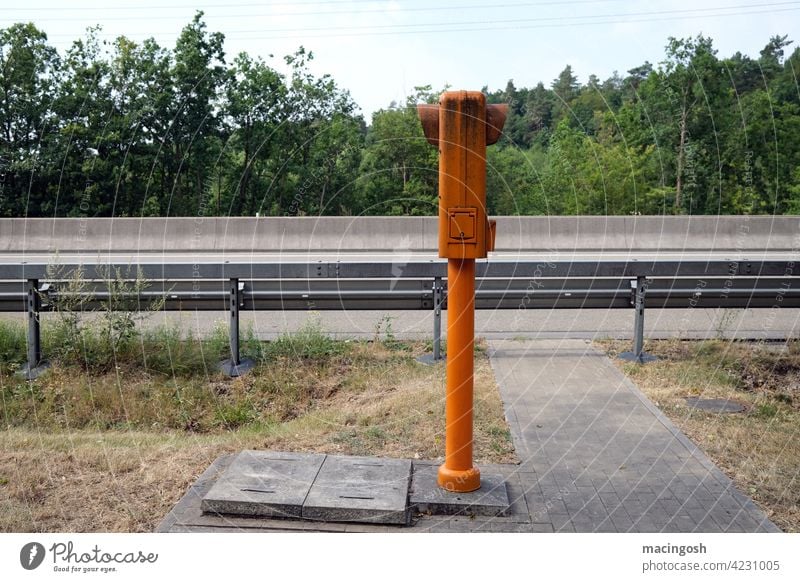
[0, 258, 795, 279]
[3, 259, 799, 377]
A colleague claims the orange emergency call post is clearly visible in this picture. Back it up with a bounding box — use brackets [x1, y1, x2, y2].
[418, 91, 507, 492]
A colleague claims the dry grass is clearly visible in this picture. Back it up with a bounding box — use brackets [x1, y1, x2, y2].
[0, 430, 240, 532]
[600, 338, 800, 532]
[0, 340, 514, 532]
[254, 343, 514, 463]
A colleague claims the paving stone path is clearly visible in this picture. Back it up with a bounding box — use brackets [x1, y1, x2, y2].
[490, 339, 778, 532]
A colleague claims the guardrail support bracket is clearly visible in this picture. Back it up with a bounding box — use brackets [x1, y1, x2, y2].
[219, 278, 255, 377]
[416, 276, 445, 366]
[619, 276, 657, 364]
[18, 279, 50, 380]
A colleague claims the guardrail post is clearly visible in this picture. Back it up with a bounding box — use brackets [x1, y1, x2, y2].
[619, 276, 656, 363]
[416, 276, 445, 366]
[19, 279, 49, 380]
[433, 276, 443, 361]
[219, 278, 255, 377]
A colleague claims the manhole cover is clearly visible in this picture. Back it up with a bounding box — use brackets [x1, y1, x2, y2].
[684, 397, 746, 413]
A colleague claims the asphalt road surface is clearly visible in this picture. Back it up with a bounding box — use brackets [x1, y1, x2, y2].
[2, 250, 798, 264]
[4, 307, 797, 342]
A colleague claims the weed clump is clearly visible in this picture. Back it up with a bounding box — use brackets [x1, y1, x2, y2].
[260, 317, 347, 361]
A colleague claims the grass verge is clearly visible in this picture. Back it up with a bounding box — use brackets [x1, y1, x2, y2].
[0, 319, 514, 532]
[601, 338, 800, 532]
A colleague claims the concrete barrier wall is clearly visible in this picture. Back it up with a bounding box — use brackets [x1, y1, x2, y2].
[1, 216, 799, 253]
[495, 216, 800, 252]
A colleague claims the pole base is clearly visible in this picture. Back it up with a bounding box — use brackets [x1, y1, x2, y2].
[618, 351, 658, 364]
[437, 464, 481, 493]
[16, 360, 50, 381]
[415, 353, 445, 366]
[218, 358, 256, 377]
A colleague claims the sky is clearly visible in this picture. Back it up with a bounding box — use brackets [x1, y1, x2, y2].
[1, 0, 799, 119]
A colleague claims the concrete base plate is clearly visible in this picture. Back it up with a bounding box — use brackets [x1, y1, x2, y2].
[415, 353, 444, 366]
[618, 351, 658, 363]
[303, 455, 412, 525]
[685, 397, 746, 413]
[16, 360, 50, 381]
[201, 450, 325, 518]
[409, 464, 510, 517]
[218, 357, 256, 377]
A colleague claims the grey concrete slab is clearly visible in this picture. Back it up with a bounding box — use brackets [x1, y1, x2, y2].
[488, 338, 781, 533]
[201, 450, 325, 519]
[302, 455, 412, 525]
[685, 397, 746, 413]
[159, 454, 338, 533]
[163, 454, 535, 532]
[409, 464, 510, 517]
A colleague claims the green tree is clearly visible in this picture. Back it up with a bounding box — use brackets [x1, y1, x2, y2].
[167, 11, 226, 216]
[223, 52, 286, 214]
[356, 88, 437, 215]
[487, 146, 546, 214]
[551, 65, 580, 122]
[0, 22, 59, 216]
[265, 46, 363, 216]
[108, 36, 174, 216]
[660, 35, 721, 211]
[522, 82, 556, 147]
[51, 27, 114, 216]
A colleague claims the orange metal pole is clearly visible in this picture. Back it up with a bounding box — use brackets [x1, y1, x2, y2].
[438, 257, 480, 492]
[418, 91, 506, 494]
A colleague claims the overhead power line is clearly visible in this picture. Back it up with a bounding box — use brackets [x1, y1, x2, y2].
[9, 0, 798, 23]
[242, 6, 800, 40]
[2, 0, 625, 12]
[29, 1, 800, 40]
[176, 1, 800, 34]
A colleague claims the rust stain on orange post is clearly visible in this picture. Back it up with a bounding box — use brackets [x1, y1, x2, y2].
[418, 91, 507, 492]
